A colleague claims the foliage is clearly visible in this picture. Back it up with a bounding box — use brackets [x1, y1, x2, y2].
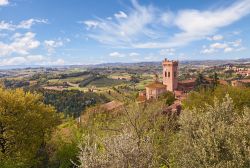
[159, 91, 176, 106]
[47, 118, 82, 168]
[77, 100, 177, 168]
[79, 75, 125, 88]
[183, 85, 250, 111]
[40, 89, 109, 117]
[3, 79, 30, 89]
[0, 88, 60, 168]
[172, 95, 250, 168]
[59, 71, 91, 79]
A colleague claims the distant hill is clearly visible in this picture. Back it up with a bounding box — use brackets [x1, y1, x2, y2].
[93, 58, 250, 68]
[0, 58, 249, 70]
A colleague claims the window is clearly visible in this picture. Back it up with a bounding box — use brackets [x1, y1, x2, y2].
[168, 72, 170, 77]
[174, 72, 176, 77]
[165, 71, 167, 77]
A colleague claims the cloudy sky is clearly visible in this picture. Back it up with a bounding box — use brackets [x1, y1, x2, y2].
[0, 0, 250, 66]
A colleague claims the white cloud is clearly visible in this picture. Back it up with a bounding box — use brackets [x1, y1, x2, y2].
[109, 51, 140, 58]
[82, 0, 250, 49]
[82, 20, 99, 30]
[114, 11, 128, 19]
[210, 42, 228, 49]
[109, 52, 125, 58]
[44, 40, 64, 54]
[224, 47, 233, 53]
[230, 39, 242, 47]
[201, 39, 245, 54]
[0, 21, 15, 30]
[0, 32, 40, 56]
[0, 55, 65, 66]
[160, 12, 174, 26]
[207, 34, 224, 41]
[82, 0, 155, 46]
[17, 19, 48, 29]
[0, 19, 47, 31]
[129, 52, 140, 57]
[0, 0, 9, 6]
[159, 48, 175, 56]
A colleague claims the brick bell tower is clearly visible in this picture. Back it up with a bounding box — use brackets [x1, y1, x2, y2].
[162, 58, 178, 92]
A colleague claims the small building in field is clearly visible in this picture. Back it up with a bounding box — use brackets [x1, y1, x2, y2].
[177, 78, 196, 92]
[145, 82, 167, 100]
[101, 100, 124, 111]
[137, 91, 147, 103]
[231, 79, 250, 87]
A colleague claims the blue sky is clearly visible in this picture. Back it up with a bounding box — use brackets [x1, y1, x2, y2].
[0, 0, 250, 66]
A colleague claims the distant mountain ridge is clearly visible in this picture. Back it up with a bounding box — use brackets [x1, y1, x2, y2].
[0, 58, 249, 70]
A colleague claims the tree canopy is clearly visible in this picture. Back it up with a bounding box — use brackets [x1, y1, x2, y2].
[0, 88, 60, 167]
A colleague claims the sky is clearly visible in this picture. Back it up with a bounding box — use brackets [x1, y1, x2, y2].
[0, 0, 250, 66]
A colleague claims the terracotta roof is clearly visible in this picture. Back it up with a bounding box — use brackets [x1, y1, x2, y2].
[174, 90, 183, 97]
[237, 79, 250, 83]
[219, 80, 228, 85]
[137, 95, 147, 102]
[145, 82, 166, 89]
[178, 78, 196, 84]
[101, 100, 124, 111]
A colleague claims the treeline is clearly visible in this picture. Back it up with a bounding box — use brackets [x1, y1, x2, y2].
[40, 89, 110, 117]
[3, 79, 30, 89]
[79, 75, 126, 88]
[59, 71, 91, 79]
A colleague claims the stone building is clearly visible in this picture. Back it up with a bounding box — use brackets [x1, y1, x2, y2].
[144, 58, 179, 100]
[145, 82, 167, 100]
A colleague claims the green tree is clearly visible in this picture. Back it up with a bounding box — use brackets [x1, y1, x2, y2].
[159, 91, 176, 106]
[47, 118, 82, 168]
[211, 72, 219, 90]
[172, 95, 250, 168]
[183, 86, 250, 111]
[0, 88, 60, 167]
[77, 100, 176, 168]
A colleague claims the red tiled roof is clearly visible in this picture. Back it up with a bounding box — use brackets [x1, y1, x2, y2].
[238, 79, 250, 83]
[137, 95, 147, 102]
[101, 100, 124, 111]
[145, 82, 166, 89]
[178, 78, 196, 84]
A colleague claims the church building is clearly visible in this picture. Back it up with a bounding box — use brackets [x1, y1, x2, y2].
[145, 58, 179, 100]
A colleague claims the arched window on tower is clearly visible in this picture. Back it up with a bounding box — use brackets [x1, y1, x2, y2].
[165, 71, 167, 77]
[168, 72, 170, 77]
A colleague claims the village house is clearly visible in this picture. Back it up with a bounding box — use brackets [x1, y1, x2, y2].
[231, 79, 250, 87]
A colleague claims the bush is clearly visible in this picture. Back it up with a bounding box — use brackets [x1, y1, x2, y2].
[172, 95, 250, 168]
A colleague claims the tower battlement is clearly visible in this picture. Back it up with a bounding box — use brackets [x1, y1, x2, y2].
[162, 58, 178, 66]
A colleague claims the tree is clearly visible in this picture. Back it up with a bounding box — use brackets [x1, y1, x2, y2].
[195, 73, 209, 90]
[159, 91, 175, 106]
[77, 100, 176, 168]
[183, 86, 250, 111]
[172, 95, 250, 168]
[0, 88, 60, 167]
[211, 72, 219, 89]
[47, 118, 82, 168]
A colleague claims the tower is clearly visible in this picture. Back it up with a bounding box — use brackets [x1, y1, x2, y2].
[162, 58, 178, 92]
